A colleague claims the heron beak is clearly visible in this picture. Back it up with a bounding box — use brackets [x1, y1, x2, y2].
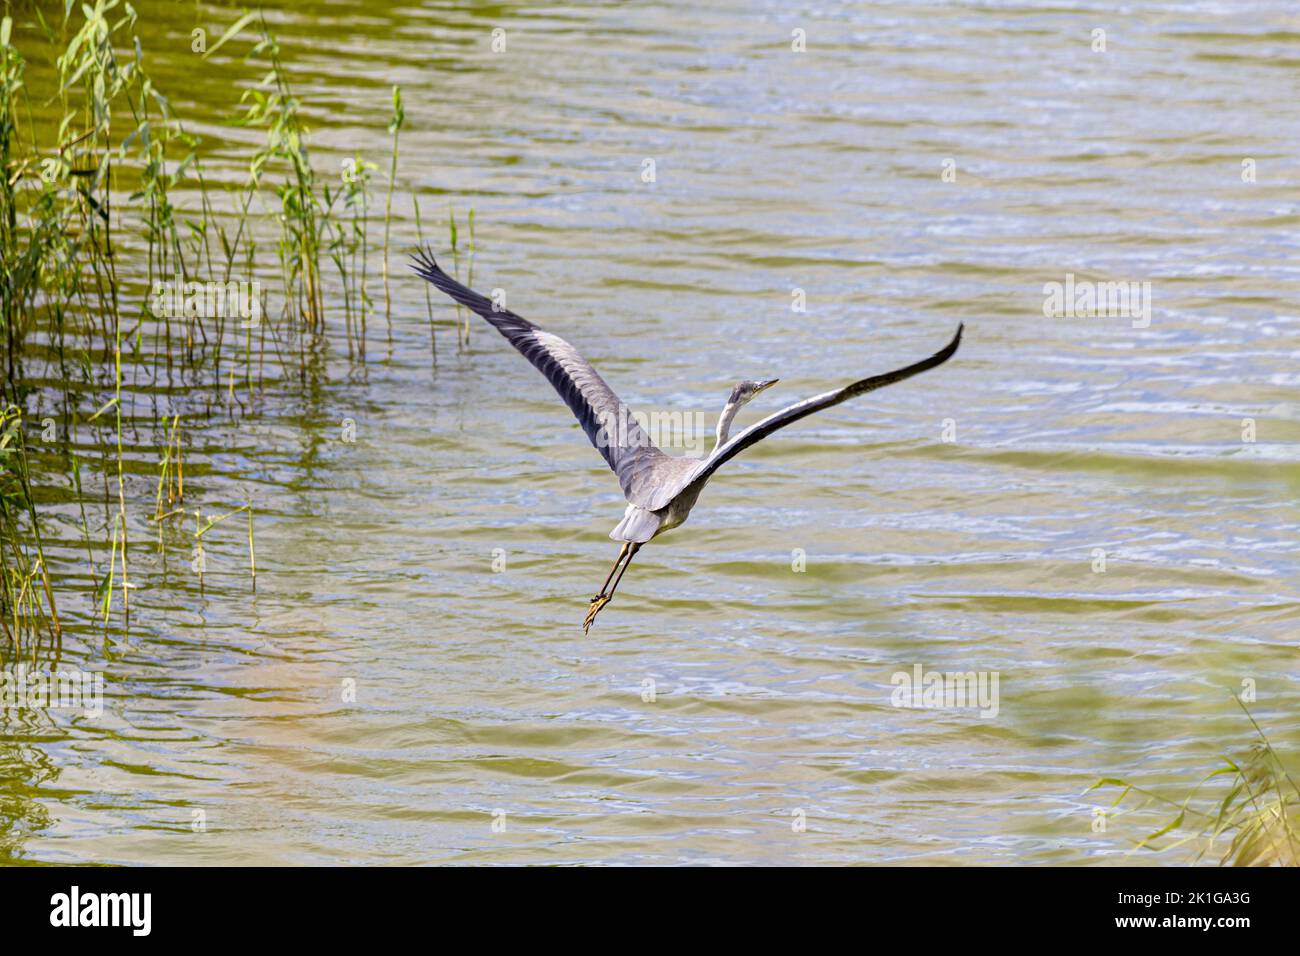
[757, 378, 779, 393]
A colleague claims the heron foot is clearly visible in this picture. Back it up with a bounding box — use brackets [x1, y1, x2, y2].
[583, 594, 612, 634]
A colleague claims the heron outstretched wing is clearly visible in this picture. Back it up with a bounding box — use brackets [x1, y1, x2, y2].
[411, 249, 668, 503]
[639, 324, 964, 511]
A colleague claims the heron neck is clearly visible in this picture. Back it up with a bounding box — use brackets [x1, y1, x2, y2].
[714, 401, 741, 451]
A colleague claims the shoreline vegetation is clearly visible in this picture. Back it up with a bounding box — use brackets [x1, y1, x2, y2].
[0, 2, 468, 659]
[1090, 697, 1299, 867]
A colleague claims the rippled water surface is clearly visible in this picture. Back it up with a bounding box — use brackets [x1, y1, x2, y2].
[4, 0, 1299, 865]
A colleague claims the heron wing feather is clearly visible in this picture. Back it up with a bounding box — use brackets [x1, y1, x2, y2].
[411, 249, 667, 504]
[640, 324, 964, 511]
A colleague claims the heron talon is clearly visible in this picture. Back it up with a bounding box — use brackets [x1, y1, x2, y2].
[583, 594, 611, 634]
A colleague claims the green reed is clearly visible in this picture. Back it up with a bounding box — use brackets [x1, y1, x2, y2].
[0, 3, 456, 651]
[329, 154, 375, 359]
[412, 195, 435, 364]
[237, 18, 329, 369]
[0, 405, 62, 665]
[1089, 697, 1299, 866]
[447, 206, 476, 347]
[382, 85, 403, 336]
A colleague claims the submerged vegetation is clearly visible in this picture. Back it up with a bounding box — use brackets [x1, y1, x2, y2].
[1090, 698, 1300, 866]
[0, 2, 470, 658]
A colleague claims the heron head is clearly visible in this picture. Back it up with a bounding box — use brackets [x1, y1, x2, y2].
[729, 378, 779, 407]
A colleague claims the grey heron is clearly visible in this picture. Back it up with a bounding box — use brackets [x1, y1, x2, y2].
[412, 250, 962, 633]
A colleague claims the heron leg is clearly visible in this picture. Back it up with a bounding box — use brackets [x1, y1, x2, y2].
[584, 542, 640, 634]
[592, 542, 630, 601]
[607, 543, 640, 597]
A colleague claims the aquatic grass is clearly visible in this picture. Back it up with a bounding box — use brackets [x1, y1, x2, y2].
[382, 84, 403, 336]
[151, 413, 182, 540]
[234, 14, 369, 371]
[110, 323, 130, 623]
[0, 3, 459, 647]
[447, 206, 477, 347]
[1089, 697, 1300, 866]
[412, 195, 435, 364]
[0, 405, 62, 663]
[328, 153, 376, 359]
[0, 14, 22, 395]
[193, 500, 256, 592]
[246, 501, 255, 591]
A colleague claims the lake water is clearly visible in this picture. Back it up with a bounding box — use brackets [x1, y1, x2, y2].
[3, 0, 1298, 865]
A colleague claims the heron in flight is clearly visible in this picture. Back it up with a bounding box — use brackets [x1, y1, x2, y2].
[412, 250, 962, 633]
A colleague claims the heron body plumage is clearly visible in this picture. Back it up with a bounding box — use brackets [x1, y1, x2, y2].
[610, 505, 661, 543]
[610, 468, 705, 544]
[410, 248, 963, 632]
